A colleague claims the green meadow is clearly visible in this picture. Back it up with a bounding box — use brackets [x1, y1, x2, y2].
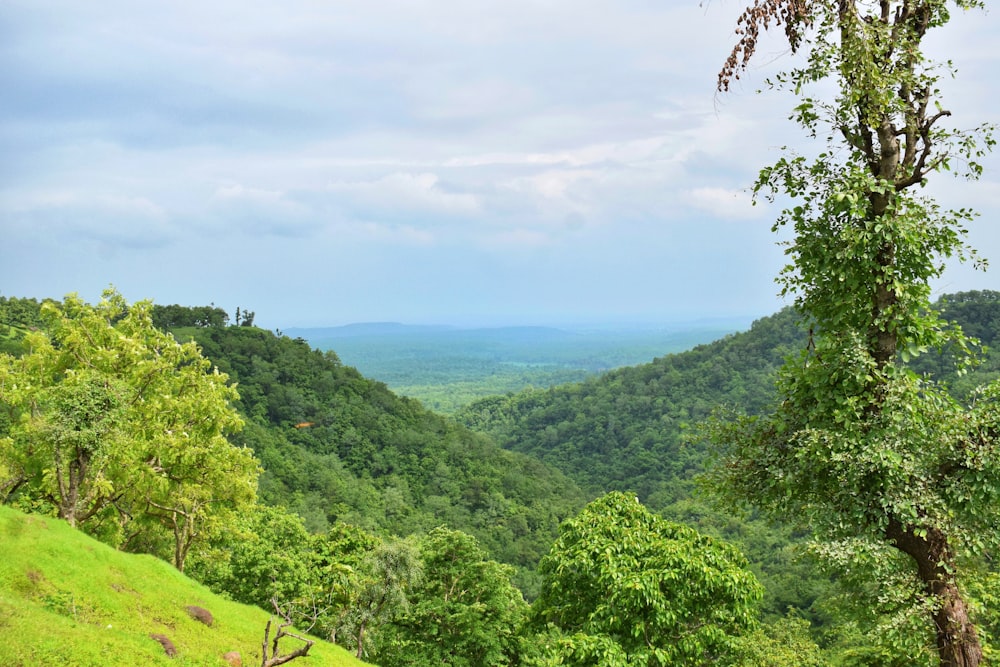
[0, 505, 369, 667]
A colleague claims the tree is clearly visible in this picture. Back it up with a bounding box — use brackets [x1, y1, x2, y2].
[189, 504, 315, 609]
[734, 615, 829, 667]
[304, 522, 382, 643]
[150, 303, 229, 329]
[374, 527, 528, 667]
[529, 492, 762, 666]
[709, 2, 998, 665]
[0, 289, 258, 567]
[335, 537, 423, 660]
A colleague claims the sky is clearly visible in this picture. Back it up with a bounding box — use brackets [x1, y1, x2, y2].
[2, 1, 999, 329]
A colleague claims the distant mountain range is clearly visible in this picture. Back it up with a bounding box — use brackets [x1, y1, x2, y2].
[284, 318, 754, 341]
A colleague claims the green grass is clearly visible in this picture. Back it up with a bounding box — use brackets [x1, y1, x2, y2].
[0, 505, 369, 667]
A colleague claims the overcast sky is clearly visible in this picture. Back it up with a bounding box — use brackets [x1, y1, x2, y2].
[3, 1, 998, 329]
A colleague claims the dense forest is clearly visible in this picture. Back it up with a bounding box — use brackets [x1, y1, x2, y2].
[455, 307, 801, 503]
[454, 291, 1000, 518]
[3, 289, 999, 665]
[175, 321, 588, 593]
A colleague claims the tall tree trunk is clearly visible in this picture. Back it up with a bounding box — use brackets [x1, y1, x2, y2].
[933, 584, 982, 667]
[56, 449, 88, 528]
[886, 520, 983, 666]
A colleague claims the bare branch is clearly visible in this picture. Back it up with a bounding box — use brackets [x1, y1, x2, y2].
[260, 598, 315, 667]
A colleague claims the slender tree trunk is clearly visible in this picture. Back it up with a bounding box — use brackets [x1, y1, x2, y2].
[933, 583, 982, 667]
[57, 451, 88, 528]
[355, 620, 366, 659]
[859, 33, 985, 665]
[866, 115, 984, 667]
[147, 500, 199, 572]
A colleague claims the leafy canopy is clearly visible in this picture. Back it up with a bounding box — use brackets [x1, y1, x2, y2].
[530, 492, 762, 666]
[0, 289, 259, 569]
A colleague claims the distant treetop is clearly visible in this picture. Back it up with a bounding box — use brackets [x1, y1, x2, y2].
[151, 304, 230, 329]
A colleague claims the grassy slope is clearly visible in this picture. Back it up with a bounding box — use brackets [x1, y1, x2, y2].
[0, 506, 369, 667]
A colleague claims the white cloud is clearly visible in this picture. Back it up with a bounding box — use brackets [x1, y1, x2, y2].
[2, 190, 174, 248]
[326, 172, 480, 220]
[207, 183, 318, 238]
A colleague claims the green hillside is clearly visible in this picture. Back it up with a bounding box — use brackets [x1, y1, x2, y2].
[172, 323, 587, 593]
[455, 306, 803, 505]
[0, 504, 368, 667]
[453, 291, 1000, 621]
[4, 291, 997, 661]
[456, 291, 1000, 507]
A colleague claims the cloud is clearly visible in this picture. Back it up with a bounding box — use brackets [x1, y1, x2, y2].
[3, 0, 998, 327]
[207, 183, 319, 238]
[3, 190, 175, 249]
[325, 172, 480, 223]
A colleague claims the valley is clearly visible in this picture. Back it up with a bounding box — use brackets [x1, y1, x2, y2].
[2, 291, 999, 665]
[287, 320, 746, 412]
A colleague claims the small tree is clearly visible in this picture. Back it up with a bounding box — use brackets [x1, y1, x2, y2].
[0, 289, 258, 565]
[375, 527, 528, 667]
[709, 1, 998, 665]
[529, 492, 762, 666]
[336, 538, 423, 660]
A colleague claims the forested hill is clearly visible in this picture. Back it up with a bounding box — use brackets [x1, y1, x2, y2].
[455, 290, 1000, 508]
[173, 323, 587, 587]
[455, 306, 802, 505]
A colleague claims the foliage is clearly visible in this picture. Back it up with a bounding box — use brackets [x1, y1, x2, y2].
[734, 614, 830, 667]
[374, 527, 529, 667]
[457, 308, 801, 502]
[188, 504, 315, 611]
[529, 492, 762, 666]
[0, 295, 47, 356]
[710, 0, 998, 664]
[174, 321, 587, 595]
[6, 289, 1000, 663]
[456, 308, 831, 621]
[151, 303, 229, 329]
[336, 537, 424, 659]
[454, 292, 1000, 642]
[305, 521, 383, 640]
[186, 505, 418, 660]
[0, 290, 259, 570]
[912, 291, 1000, 395]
